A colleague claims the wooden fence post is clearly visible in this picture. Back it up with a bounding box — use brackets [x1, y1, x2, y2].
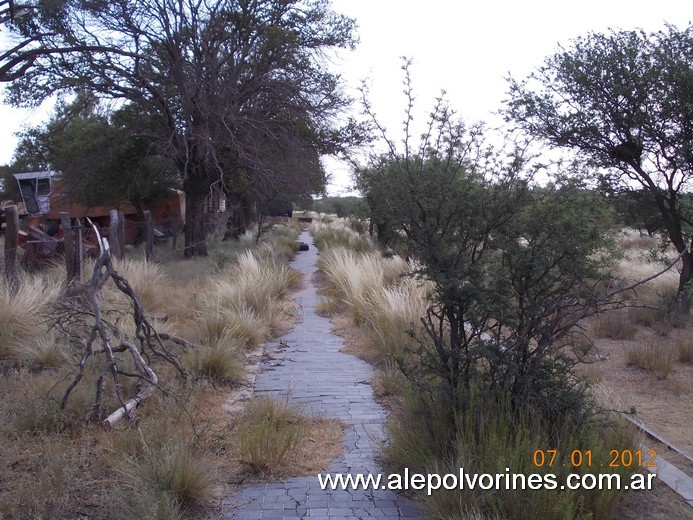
[117, 210, 125, 258]
[74, 218, 84, 282]
[60, 212, 77, 284]
[144, 210, 153, 262]
[108, 209, 122, 260]
[3, 205, 19, 294]
[171, 214, 179, 252]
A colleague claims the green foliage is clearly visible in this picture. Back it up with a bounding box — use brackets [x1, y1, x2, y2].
[312, 196, 367, 218]
[360, 149, 619, 425]
[506, 23, 693, 298]
[357, 60, 625, 441]
[406, 392, 635, 520]
[5, 0, 363, 255]
[7, 94, 178, 212]
[607, 189, 668, 237]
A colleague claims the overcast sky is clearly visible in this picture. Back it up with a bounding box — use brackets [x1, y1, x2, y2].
[0, 1, 689, 195]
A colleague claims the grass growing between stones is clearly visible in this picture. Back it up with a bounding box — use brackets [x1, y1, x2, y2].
[229, 395, 345, 480]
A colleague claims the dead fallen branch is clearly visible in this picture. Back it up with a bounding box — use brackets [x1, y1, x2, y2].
[55, 226, 188, 426]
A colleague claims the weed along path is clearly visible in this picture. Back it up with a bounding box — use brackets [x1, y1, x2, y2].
[223, 230, 419, 519]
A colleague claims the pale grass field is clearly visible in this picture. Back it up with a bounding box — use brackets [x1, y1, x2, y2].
[0, 224, 345, 519]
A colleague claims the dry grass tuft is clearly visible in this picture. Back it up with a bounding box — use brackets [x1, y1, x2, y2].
[677, 338, 693, 364]
[626, 340, 677, 379]
[309, 219, 375, 252]
[361, 277, 429, 362]
[183, 343, 244, 384]
[0, 276, 62, 362]
[237, 396, 304, 476]
[14, 334, 70, 370]
[113, 257, 167, 313]
[317, 246, 403, 325]
[126, 440, 220, 509]
[628, 306, 659, 328]
[591, 311, 638, 340]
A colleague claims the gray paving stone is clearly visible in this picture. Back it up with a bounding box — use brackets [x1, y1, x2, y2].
[222, 232, 418, 519]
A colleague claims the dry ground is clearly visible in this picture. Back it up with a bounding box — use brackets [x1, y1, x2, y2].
[590, 327, 693, 454]
[587, 319, 693, 517]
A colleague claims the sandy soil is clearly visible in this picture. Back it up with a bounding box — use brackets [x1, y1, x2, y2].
[590, 325, 693, 458]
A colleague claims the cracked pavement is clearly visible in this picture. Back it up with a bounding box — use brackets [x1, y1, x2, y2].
[222, 230, 419, 519]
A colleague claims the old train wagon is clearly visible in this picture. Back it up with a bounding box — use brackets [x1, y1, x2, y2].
[13, 171, 185, 245]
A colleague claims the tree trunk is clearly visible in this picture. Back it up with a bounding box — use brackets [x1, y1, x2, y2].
[242, 193, 256, 230]
[183, 176, 209, 258]
[677, 242, 693, 312]
[144, 210, 154, 262]
[4, 205, 19, 294]
[223, 192, 245, 241]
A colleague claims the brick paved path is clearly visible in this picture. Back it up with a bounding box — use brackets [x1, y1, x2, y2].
[222, 231, 419, 519]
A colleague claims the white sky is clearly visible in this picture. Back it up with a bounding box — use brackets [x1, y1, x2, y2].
[1, 1, 690, 195]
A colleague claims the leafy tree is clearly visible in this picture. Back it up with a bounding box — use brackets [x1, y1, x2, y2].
[5, 0, 359, 256]
[6, 94, 178, 215]
[312, 196, 366, 218]
[506, 24, 693, 302]
[357, 63, 628, 429]
[607, 189, 668, 237]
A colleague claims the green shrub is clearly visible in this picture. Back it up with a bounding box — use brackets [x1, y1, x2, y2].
[389, 392, 635, 520]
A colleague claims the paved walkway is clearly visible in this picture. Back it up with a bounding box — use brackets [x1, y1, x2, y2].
[222, 231, 419, 519]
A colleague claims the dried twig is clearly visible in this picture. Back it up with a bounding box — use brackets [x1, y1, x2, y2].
[56, 226, 189, 426]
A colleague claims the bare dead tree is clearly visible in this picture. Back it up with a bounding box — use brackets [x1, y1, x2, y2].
[54, 223, 187, 426]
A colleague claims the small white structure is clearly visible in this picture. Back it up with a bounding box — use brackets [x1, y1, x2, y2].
[13, 171, 56, 215]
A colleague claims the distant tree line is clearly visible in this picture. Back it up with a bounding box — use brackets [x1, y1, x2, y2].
[308, 196, 366, 219]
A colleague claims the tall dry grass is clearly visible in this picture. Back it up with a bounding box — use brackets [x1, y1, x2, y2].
[309, 219, 375, 252]
[360, 277, 430, 362]
[0, 223, 303, 518]
[180, 237, 301, 383]
[0, 275, 63, 363]
[318, 247, 386, 323]
[313, 220, 427, 363]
